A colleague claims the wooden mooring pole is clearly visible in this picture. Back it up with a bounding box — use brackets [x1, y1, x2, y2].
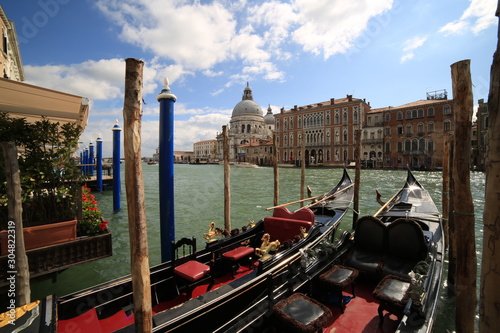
[442, 133, 452, 251]
[300, 131, 305, 207]
[353, 128, 361, 229]
[450, 59, 476, 333]
[2, 142, 30, 306]
[273, 132, 279, 207]
[223, 125, 231, 231]
[480, 3, 500, 331]
[123, 58, 152, 332]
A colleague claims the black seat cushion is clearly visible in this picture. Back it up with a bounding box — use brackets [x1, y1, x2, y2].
[274, 293, 332, 332]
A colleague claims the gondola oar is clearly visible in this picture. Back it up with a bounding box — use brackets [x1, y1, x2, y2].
[265, 193, 328, 210]
[302, 183, 354, 209]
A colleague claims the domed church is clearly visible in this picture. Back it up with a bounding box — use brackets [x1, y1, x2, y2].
[216, 83, 274, 163]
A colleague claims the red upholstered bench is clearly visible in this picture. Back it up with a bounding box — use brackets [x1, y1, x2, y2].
[263, 207, 314, 243]
[174, 260, 211, 282]
[223, 246, 254, 278]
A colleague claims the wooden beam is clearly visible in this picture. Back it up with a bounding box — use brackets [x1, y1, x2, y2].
[480, 3, 500, 331]
[450, 59, 476, 333]
[223, 125, 231, 231]
[1, 142, 30, 306]
[122, 58, 152, 332]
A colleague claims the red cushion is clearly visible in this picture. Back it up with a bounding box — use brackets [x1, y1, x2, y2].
[272, 206, 315, 222]
[174, 260, 210, 282]
[58, 308, 102, 333]
[222, 246, 254, 261]
[263, 217, 313, 243]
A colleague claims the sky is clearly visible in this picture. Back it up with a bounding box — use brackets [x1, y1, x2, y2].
[2, 0, 498, 157]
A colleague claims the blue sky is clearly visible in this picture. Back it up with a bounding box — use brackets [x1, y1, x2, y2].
[2, 0, 497, 157]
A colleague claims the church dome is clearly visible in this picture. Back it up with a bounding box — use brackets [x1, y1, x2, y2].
[231, 84, 263, 118]
[264, 105, 274, 124]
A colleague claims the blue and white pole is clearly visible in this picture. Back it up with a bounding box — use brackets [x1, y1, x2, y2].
[89, 142, 95, 176]
[157, 78, 177, 262]
[96, 135, 103, 192]
[112, 120, 122, 211]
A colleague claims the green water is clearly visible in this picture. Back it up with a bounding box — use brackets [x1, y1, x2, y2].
[31, 165, 486, 332]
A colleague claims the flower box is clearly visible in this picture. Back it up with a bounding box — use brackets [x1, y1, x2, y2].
[0, 220, 77, 255]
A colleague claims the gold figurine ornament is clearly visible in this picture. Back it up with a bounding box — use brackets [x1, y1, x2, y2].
[255, 233, 280, 260]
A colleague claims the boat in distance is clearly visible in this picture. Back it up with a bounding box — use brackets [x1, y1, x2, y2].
[16, 169, 354, 332]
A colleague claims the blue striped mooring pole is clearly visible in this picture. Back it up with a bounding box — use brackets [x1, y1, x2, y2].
[112, 121, 121, 211]
[157, 78, 177, 262]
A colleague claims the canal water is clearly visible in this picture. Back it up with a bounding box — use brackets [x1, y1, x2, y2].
[32, 164, 486, 332]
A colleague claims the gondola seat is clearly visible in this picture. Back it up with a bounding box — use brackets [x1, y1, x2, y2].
[346, 216, 386, 275]
[263, 207, 315, 243]
[319, 265, 359, 313]
[273, 293, 332, 333]
[372, 275, 412, 327]
[222, 246, 254, 278]
[172, 237, 214, 299]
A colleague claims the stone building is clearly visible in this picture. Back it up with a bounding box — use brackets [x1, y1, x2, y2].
[0, 6, 23, 81]
[236, 136, 274, 165]
[380, 91, 453, 170]
[362, 108, 385, 168]
[472, 98, 488, 170]
[274, 95, 369, 166]
[216, 84, 274, 163]
[193, 139, 217, 163]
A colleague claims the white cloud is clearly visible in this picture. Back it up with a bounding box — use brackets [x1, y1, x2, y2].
[440, 0, 497, 35]
[291, 0, 394, 58]
[401, 35, 428, 63]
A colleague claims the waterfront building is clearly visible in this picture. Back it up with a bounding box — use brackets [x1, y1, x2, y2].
[216, 84, 274, 163]
[0, 5, 23, 81]
[152, 147, 194, 163]
[381, 90, 453, 170]
[236, 136, 274, 165]
[193, 139, 217, 163]
[274, 95, 369, 166]
[472, 98, 488, 170]
[362, 108, 385, 168]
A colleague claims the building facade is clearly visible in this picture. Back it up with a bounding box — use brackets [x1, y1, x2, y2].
[216, 84, 274, 163]
[193, 139, 217, 163]
[380, 93, 454, 170]
[472, 98, 488, 170]
[0, 6, 23, 81]
[274, 95, 369, 166]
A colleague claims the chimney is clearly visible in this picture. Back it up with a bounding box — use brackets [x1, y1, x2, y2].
[330, 98, 335, 104]
[347, 94, 352, 102]
[294, 105, 298, 111]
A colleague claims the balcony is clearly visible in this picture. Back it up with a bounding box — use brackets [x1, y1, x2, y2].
[363, 138, 383, 144]
[0, 232, 112, 287]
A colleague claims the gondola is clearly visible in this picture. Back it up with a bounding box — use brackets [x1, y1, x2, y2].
[11, 169, 353, 332]
[252, 168, 444, 333]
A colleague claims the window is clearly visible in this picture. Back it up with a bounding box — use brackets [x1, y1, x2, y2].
[290, 117, 294, 129]
[284, 119, 288, 131]
[428, 140, 434, 153]
[385, 113, 391, 122]
[405, 139, 411, 151]
[334, 110, 340, 124]
[443, 105, 451, 115]
[428, 122, 435, 133]
[385, 126, 391, 136]
[397, 125, 403, 135]
[385, 142, 391, 153]
[406, 110, 412, 119]
[418, 109, 424, 118]
[326, 111, 331, 125]
[412, 109, 418, 118]
[411, 139, 418, 151]
[419, 138, 425, 151]
[417, 123, 424, 134]
[397, 111, 403, 120]
[397, 142, 403, 152]
[428, 107, 435, 117]
[247, 124, 251, 133]
[290, 134, 294, 147]
[241, 124, 245, 133]
[354, 109, 358, 123]
[343, 129, 348, 143]
[343, 109, 348, 123]
[444, 120, 451, 132]
[406, 124, 412, 135]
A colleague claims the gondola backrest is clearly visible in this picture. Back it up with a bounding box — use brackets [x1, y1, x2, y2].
[386, 218, 427, 261]
[263, 207, 315, 243]
[354, 216, 386, 253]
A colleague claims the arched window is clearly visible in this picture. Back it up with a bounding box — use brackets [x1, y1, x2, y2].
[444, 120, 451, 132]
[397, 125, 403, 135]
[335, 110, 340, 124]
[397, 111, 403, 120]
[428, 107, 435, 117]
[385, 113, 391, 122]
[419, 138, 425, 151]
[443, 105, 451, 114]
[343, 110, 348, 123]
[343, 129, 348, 142]
[247, 124, 251, 133]
[412, 109, 418, 118]
[241, 124, 245, 133]
[417, 123, 424, 134]
[354, 110, 358, 123]
[428, 122, 435, 133]
[412, 139, 418, 151]
[290, 133, 294, 147]
[428, 140, 434, 152]
[418, 108, 424, 118]
[405, 139, 411, 151]
[385, 142, 390, 153]
[406, 124, 412, 135]
[406, 110, 412, 119]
